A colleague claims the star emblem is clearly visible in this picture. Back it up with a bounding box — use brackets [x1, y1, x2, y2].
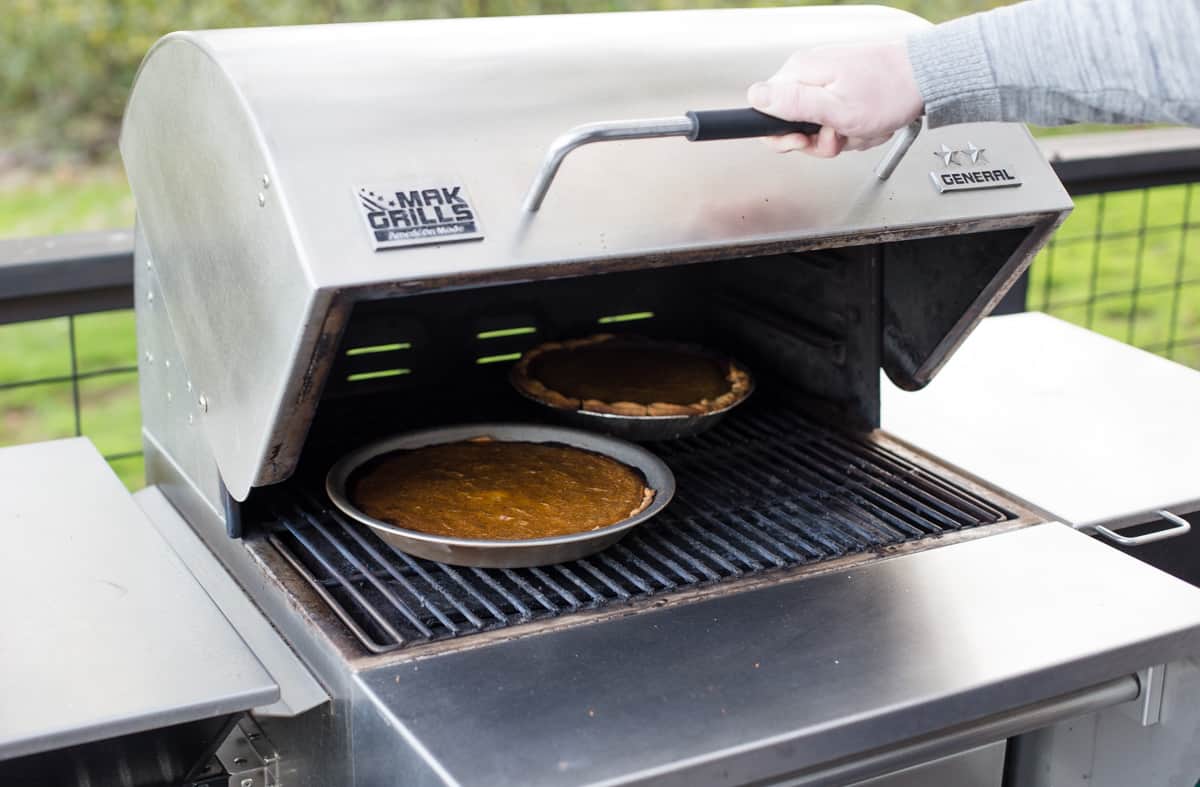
[966, 142, 987, 164]
[935, 144, 961, 167]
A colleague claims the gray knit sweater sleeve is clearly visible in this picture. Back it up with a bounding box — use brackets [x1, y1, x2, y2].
[907, 0, 1200, 128]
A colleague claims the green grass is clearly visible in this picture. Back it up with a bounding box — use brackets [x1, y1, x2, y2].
[0, 166, 133, 236]
[2, 158, 1199, 494]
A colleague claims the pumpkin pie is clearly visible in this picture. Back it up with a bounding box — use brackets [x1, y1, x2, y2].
[511, 334, 752, 417]
[348, 437, 654, 541]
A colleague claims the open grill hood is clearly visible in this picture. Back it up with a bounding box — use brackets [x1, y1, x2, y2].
[120, 7, 1071, 500]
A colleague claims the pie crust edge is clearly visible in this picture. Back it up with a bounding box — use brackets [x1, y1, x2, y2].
[511, 334, 753, 418]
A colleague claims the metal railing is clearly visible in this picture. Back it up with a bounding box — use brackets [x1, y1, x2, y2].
[0, 231, 140, 485]
[2, 129, 1199, 488]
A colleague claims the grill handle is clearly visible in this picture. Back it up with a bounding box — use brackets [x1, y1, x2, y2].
[522, 109, 921, 212]
[685, 108, 819, 141]
[1094, 510, 1192, 547]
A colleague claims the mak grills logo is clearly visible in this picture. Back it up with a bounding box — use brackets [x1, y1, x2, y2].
[356, 179, 484, 250]
[929, 143, 1022, 193]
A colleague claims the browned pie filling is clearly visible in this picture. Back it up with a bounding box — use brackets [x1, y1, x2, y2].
[512, 334, 752, 417]
[349, 439, 653, 540]
[530, 344, 728, 405]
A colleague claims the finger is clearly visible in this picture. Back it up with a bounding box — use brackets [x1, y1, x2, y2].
[747, 80, 841, 128]
[842, 135, 891, 152]
[780, 50, 837, 86]
[764, 132, 812, 153]
[808, 125, 846, 158]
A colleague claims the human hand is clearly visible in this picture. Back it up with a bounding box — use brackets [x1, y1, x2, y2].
[746, 41, 923, 157]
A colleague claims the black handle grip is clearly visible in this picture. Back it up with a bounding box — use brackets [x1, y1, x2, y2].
[685, 108, 821, 142]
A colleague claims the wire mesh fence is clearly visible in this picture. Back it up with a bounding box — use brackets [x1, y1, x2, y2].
[1028, 183, 1200, 369]
[0, 310, 142, 488]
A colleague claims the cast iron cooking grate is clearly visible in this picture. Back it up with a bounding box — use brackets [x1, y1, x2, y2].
[266, 397, 1015, 653]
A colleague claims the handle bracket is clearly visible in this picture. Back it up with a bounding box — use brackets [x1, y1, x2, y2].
[1094, 510, 1191, 547]
[875, 119, 923, 180]
[522, 116, 693, 212]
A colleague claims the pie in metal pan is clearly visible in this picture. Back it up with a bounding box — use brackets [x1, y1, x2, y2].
[510, 333, 754, 440]
[326, 423, 675, 568]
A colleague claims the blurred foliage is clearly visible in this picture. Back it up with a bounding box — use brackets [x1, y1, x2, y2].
[1, 0, 1010, 161]
[1, 1, 400, 159]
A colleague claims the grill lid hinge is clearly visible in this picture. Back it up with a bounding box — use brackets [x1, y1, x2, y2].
[188, 717, 279, 787]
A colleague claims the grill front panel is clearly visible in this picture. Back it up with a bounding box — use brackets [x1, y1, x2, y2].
[263, 390, 1019, 654]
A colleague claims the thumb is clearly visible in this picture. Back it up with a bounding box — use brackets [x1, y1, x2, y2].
[747, 81, 838, 129]
[747, 82, 773, 111]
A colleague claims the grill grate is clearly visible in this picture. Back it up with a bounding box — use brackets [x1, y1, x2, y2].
[266, 397, 1015, 654]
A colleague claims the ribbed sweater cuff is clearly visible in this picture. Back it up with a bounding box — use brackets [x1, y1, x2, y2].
[907, 15, 1002, 128]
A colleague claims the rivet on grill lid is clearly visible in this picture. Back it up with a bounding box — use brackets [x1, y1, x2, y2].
[261, 173, 271, 189]
[199, 394, 209, 413]
[146, 290, 154, 302]
[257, 192, 266, 207]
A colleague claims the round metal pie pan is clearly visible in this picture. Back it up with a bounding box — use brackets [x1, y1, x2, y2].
[325, 423, 675, 568]
[510, 340, 755, 442]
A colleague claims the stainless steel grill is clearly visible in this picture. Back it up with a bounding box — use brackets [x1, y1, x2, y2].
[266, 391, 1015, 653]
[102, 9, 1200, 787]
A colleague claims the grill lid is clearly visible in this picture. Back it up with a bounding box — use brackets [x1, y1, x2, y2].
[120, 7, 1071, 499]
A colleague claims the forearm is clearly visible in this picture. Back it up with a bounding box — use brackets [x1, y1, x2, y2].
[908, 0, 1200, 128]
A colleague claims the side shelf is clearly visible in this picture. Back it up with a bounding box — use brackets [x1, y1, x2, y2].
[0, 438, 279, 760]
[136, 486, 328, 718]
[883, 312, 1200, 533]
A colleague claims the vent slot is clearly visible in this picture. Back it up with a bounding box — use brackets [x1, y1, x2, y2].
[597, 311, 655, 325]
[476, 327, 537, 340]
[475, 353, 522, 365]
[345, 342, 413, 356]
[347, 369, 411, 383]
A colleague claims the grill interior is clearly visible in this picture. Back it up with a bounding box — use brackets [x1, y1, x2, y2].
[262, 389, 1016, 654]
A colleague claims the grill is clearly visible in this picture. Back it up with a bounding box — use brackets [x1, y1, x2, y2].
[116, 9, 1086, 785]
[121, 0, 1070, 678]
[266, 392, 1014, 653]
